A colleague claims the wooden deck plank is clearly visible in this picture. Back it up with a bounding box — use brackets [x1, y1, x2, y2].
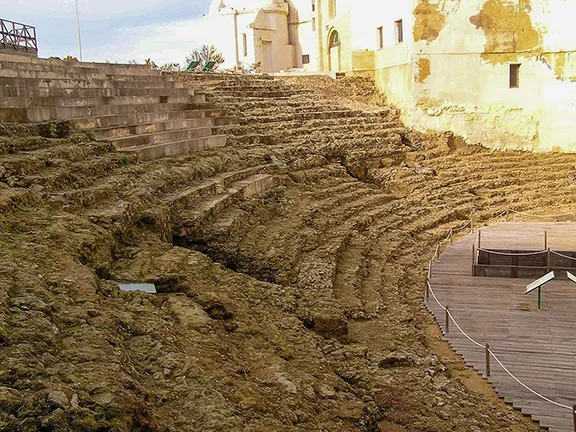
[426, 222, 576, 432]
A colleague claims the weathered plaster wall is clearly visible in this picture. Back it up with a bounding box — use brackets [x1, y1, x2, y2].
[252, 8, 295, 72]
[206, 1, 294, 71]
[289, 0, 319, 70]
[413, 0, 576, 152]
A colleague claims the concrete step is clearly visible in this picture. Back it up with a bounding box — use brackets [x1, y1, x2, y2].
[0, 85, 195, 99]
[0, 75, 185, 90]
[0, 68, 167, 81]
[0, 101, 217, 122]
[0, 56, 163, 77]
[93, 117, 223, 139]
[68, 109, 230, 130]
[109, 126, 215, 149]
[118, 135, 227, 161]
[0, 93, 203, 109]
[174, 173, 277, 238]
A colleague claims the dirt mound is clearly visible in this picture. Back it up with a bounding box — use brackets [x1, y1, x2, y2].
[0, 73, 568, 431]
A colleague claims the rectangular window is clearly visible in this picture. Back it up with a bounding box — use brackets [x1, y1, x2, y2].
[302, 54, 310, 64]
[312, 17, 316, 32]
[395, 19, 404, 43]
[510, 64, 520, 88]
[312, 0, 315, 12]
[242, 33, 248, 57]
[377, 26, 384, 49]
[329, 0, 336, 19]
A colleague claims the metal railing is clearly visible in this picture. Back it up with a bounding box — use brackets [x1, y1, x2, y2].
[0, 18, 37, 52]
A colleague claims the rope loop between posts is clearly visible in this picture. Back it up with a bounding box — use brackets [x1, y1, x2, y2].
[426, 280, 573, 412]
[550, 250, 576, 261]
[425, 210, 576, 416]
[508, 208, 576, 218]
[476, 248, 548, 257]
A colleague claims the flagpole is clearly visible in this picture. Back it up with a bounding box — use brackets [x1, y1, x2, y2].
[75, 0, 83, 61]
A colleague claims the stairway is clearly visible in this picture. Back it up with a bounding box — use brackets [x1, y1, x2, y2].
[0, 53, 231, 161]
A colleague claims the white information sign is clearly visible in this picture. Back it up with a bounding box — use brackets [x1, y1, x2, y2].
[525, 271, 555, 294]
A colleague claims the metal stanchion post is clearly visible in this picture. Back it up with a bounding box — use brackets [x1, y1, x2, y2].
[445, 306, 450, 334]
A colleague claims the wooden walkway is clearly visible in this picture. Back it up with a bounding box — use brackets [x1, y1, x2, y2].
[426, 223, 576, 431]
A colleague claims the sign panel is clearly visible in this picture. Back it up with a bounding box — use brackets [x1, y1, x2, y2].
[525, 271, 555, 294]
[116, 282, 157, 294]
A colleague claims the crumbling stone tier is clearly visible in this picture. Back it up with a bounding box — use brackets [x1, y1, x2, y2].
[0, 54, 574, 431]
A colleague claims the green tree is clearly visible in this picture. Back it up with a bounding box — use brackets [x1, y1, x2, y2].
[186, 45, 225, 69]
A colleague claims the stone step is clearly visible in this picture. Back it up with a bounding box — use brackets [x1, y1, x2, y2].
[0, 93, 203, 109]
[0, 56, 162, 77]
[230, 114, 397, 129]
[163, 164, 275, 213]
[109, 126, 214, 149]
[118, 134, 227, 161]
[0, 142, 116, 177]
[0, 101, 215, 122]
[175, 73, 275, 84]
[210, 90, 307, 98]
[0, 75, 185, 90]
[91, 116, 235, 140]
[0, 67, 162, 81]
[68, 109, 230, 130]
[230, 110, 369, 124]
[0, 85, 195, 99]
[14, 153, 130, 191]
[216, 120, 402, 137]
[174, 173, 277, 238]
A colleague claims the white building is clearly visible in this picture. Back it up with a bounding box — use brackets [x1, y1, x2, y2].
[205, 0, 576, 152]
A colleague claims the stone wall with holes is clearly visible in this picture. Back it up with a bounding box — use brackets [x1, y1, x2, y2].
[412, 0, 576, 152]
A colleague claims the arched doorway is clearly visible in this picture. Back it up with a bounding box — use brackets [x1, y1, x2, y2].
[328, 30, 341, 72]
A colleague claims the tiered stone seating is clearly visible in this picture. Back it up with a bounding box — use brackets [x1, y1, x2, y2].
[0, 54, 230, 161]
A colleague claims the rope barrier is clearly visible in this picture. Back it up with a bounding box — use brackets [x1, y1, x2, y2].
[426, 281, 574, 413]
[550, 250, 576, 261]
[425, 215, 576, 419]
[453, 220, 472, 232]
[495, 208, 510, 219]
[488, 348, 573, 411]
[476, 248, 548, 256]
[508, 209, 576, 218]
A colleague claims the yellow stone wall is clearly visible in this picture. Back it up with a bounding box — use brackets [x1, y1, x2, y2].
[413, 0, 576, 152]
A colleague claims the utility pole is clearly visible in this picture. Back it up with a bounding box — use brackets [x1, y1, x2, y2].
[75, 0, 83, 61]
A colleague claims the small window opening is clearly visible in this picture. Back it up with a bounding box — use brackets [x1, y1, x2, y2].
[312, 0, 315, 12]
[302, 54, 310, 64]
[395, 19, 403, 43]
[242, 33, 248, 57]
[329, 0, 336, 19]
[377, 26, 384, 49]
[312, 17, 316, 32]
[510, 63, 520, 88]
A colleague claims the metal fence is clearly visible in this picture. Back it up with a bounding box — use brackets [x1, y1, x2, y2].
[0, 18, 37, 53]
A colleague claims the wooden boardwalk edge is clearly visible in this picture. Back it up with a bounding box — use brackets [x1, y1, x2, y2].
[425, 223, 576, 432]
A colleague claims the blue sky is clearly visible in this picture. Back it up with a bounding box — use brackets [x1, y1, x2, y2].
[2, 0, 213, 65]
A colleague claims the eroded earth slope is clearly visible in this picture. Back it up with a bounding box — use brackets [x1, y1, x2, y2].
[1, 75, 574, 431]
